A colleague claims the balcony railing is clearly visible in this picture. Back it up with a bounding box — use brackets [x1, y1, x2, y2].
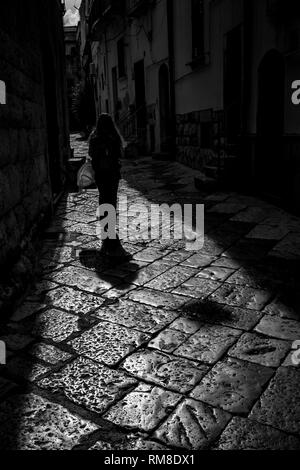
[89, 0, 125, 39]
[128, 0, 154, 18]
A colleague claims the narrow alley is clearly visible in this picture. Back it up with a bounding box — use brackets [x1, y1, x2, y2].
[0, 135, 299, 450]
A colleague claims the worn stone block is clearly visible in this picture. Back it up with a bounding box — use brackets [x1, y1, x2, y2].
[32, 309, 81, 343]
[122, 349, 208, 393]
[69, 321, 150, 366]
[149, 328, 189, 354]
[214, 417, 300, 450]
[128, 288, 189, 310]
[191, 357, 273, 414]
[38, 357, 137, 414]
[250, 367, 300, 434]
[155, 399, 231, 450]
[46, 286, 105, 315]
[94, 299, 178, 333]
[174, 324, 241, 364]
[146, 266, 197, 292]
[28, 343, 73, 365]
[210, 283, 272, 310]
[228, 332, 290, 367]
[0, 393, 98, 450]
[103, 384, 181, 432]
[172, 278, 221, 299]
[255, 315, 300, 341]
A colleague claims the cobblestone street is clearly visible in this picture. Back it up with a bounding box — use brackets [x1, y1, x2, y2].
[0, 135, 300, 450]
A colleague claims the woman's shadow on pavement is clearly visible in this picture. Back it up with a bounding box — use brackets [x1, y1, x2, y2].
[78, 248, 139, 289]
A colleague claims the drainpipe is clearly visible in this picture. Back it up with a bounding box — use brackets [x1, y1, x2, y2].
[166, 0, 176, 158]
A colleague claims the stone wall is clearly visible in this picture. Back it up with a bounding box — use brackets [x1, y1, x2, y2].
[0, 1, 69, 272]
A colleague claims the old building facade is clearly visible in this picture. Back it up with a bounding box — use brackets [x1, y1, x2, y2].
[65, 25, 82, 130]
[79, 0, 172, 154]
[0, 0, 70, 273]
[173, 0, 300, 211]
[79, 0, 300, 211]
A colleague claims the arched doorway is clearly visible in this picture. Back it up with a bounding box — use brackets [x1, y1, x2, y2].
[256, 50, 285, 198]
[159, 64, 171, 152]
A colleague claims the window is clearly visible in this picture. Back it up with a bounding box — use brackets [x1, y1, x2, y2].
[117, 38, 126, 78]
[0, 80, 6, 104]
[191, 0, 205, 59]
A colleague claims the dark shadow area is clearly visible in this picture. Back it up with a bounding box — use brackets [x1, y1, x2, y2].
[121, 157, 300, 321]
[0, 191, 69, 449]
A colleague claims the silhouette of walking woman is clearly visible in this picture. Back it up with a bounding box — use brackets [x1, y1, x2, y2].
[89, 113, 128, 258]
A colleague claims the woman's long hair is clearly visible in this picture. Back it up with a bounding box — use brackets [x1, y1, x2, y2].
[91, 113, 126, 148]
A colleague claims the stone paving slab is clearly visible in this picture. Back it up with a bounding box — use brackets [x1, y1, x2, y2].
[190, 357, 274, 414]
[174, 324, 241, 364]
[127, 288, 189, 310]
[128, 262, 172, 287]
[250, 367, 300, 435]
[255, 314, 300, 341]
[246, 224, 290, 241]
[47, 266, 121, 295]
[42, 246, 76, 264]
[155, 398, 231, 450]
[270, 233, 300, 260]
[211, 257, 244, 269]
[89, 437, 169, 450]
[101, 283, 137, 299]
[263, 295, 300, 321]
[69, 321, 150, 366]
[228, 332, 290, 367]
[103, 384, 182, 432]
[121, 349, 208, 393]
[181, 253, 218, 268]
[38, 357, 137, 415]
[213, 417, 300, 450]
[209, 283, 272, 311]
[133, 247, 171, 263]
[32, 309, 82, 343]
[28, 343, 73, 365]
[172, 278, 221, 299]
[93, 299, 178, 333]
[181, 300, 264, 331]
[208, 203, 248, 215]
[196, 266, 235, 282]
[149, 328, 190, 354]
[0, 393, 98, 450]
[45, 286, 105, 315]
[145, 266, 198, 292]
[225, 267, 283, 290]
[230, 207, 269, 224]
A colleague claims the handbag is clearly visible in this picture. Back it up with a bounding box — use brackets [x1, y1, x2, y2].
[77, 159, 95, 191]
